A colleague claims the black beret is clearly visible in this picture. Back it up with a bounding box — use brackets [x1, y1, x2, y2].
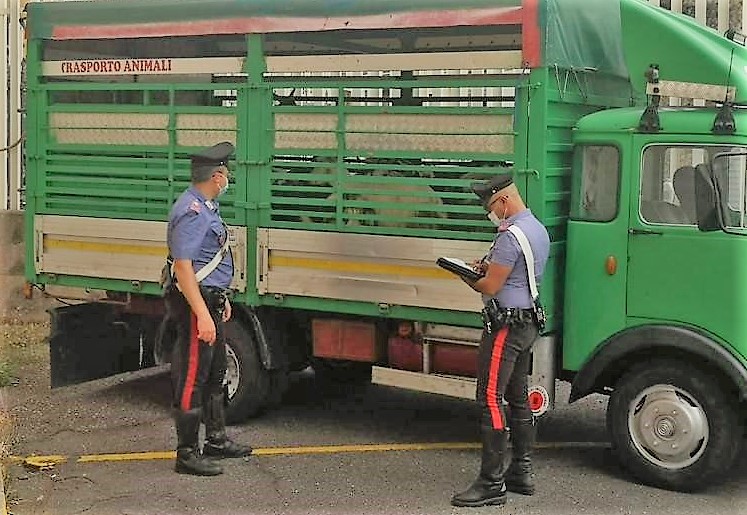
[470, 174, 514, 206]
[191, 142, 235, 182]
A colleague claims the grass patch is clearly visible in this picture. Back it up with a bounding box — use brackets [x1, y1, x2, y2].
[0, 361, 13, 388]
[0, 321, 49, 349]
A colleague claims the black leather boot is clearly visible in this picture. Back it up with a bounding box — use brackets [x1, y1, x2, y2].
[451, 428, 508, 507]
[506, 417, 535, 495]
[203, 393, 253, 459]
[174, 409, 223, 476]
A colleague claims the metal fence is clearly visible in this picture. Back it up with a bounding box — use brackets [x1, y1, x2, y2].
[1, 0, 743, 211]
[649, 0, 743, 32]
[1, 0, 24, 211]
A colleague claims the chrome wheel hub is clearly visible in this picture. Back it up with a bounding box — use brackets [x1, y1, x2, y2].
[628, 384, 708, 470]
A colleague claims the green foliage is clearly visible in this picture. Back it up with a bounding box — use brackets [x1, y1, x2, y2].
[0, 361, 14, 388]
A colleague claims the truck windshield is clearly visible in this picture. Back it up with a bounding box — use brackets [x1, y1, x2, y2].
[712, 151, 747, 233]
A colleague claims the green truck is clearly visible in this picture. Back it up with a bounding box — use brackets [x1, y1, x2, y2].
[24, 0, 747, 490]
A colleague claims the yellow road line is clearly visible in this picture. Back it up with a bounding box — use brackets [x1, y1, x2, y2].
[8, 441, 610, 466]
[270, 255, 454, 280]
[78, 451, 176, 463]
[253, 442, 480, 456]
[44, 238, 167, 258]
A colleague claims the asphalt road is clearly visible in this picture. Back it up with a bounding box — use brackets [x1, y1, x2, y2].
[5, 362, 747, 515]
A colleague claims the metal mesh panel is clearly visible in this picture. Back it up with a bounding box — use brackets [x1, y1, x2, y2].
[345, 133, 512, 153]
[50, 112, 170, 146]
[176, 114, 237, 147]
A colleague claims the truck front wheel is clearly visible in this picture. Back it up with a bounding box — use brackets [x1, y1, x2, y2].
[608, 359, 742, 491]
[223, 318, 271, 423]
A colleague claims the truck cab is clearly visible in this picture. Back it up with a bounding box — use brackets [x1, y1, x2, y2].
[565, 105, 747, 490]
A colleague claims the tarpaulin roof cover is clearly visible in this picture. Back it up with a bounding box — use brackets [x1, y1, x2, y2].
[25, 0, 626, 72]
[29, 0, 523, 20]
[26, 0, 522, 37]
[27, 0, 747, 98]
[544, 0, 627, 78]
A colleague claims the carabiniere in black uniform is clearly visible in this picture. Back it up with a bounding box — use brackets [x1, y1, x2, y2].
[451, 173, 550, 508]
[164, 142, 252, 476]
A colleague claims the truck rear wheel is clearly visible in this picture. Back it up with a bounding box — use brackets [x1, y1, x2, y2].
[607, 359, 741, 491]
[223, 318, 271, 424]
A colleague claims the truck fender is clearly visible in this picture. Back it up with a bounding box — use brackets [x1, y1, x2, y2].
[569, 325, 747, 403]
[233, 305, 288, 371]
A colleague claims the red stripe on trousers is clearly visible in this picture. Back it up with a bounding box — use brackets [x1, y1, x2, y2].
[180, 312, 200, 411]
[486, 326, 509, 430]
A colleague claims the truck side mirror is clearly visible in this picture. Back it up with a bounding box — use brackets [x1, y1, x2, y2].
[694, 164, 720, 232]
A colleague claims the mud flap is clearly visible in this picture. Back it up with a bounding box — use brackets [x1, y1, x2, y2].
[49, 303, 147, 388]
[246, 307, 288, 371]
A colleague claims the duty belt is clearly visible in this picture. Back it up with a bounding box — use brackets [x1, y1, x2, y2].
[482, 299, 537, 333]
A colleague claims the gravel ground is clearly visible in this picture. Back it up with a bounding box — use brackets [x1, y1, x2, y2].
[0, 316, 51, 508]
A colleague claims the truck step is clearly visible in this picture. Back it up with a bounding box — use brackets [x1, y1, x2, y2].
[371, 366, 476, 400]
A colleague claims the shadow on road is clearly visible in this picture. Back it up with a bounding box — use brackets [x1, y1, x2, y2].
[93, 366, 173, 409]
[89, 367, 613, 446]
[554, 439, 747, 495]
[88, 365, 747, 497]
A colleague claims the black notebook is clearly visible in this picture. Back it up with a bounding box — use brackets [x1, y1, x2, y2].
[437, 257, 484, 282]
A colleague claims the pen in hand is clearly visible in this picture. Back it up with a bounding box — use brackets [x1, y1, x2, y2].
[471, 259, 487, 274]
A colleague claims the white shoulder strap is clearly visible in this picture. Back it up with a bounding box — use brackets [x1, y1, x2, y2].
[171, 229, 231, 291]
[506, 225, 539, 301]
[194, 234, 230, 283]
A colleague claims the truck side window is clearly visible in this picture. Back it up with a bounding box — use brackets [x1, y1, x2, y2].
[640, 146, 710, 226]
[571, 145, 620, 222]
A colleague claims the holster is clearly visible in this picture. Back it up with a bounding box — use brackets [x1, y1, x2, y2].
[160, 256, 175, 294]
[532, 299, 547, 332]
[199, 286, 229, 318]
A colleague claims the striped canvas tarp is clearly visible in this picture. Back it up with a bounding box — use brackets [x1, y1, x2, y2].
[27, 0, 524, 39]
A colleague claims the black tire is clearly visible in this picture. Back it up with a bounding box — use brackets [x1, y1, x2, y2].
[223, 318, 271, 424]
[607, 359, 742, 491]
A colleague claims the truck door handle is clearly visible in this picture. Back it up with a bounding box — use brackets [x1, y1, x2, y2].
[629, 228, 663, 236]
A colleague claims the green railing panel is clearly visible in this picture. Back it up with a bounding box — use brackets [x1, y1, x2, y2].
[266, 72, 525, 241]
[36, 80, 246, 224]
